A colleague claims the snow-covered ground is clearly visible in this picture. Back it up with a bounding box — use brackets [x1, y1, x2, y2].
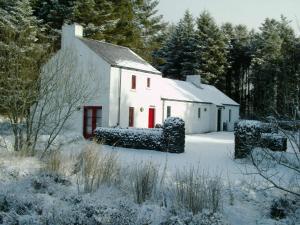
[0, 130, 299, 225]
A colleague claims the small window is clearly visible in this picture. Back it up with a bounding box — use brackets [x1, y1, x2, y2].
[147, 78, 151, 88]
[167, 106, 171, 117]
[198, 108, 201, 118]
[131, 75, 136, 90]
[129, 107, 134, 127]
[229, 109, 232, 122]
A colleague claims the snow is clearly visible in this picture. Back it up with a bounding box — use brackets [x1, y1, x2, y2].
[0, 127, 299, 225]
[161, 78, 239, 106]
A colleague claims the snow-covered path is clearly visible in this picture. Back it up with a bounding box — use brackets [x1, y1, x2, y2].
[101, 132, 243, 180]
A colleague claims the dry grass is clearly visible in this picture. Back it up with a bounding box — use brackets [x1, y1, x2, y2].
[128, 162, 159, 204]
[75, 144, 120, 193]
[45, 149, 62, 173]
[174, 167, 222, 214]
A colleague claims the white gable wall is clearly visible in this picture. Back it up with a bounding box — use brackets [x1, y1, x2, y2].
[59, 39, 111, 134]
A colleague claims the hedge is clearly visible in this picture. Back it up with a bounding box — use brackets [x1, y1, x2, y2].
[234, 120, 287, 159]
[94, 117, 185, 153]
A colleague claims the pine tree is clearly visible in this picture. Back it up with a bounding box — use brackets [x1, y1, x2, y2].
[133, 0, 167, 63]
[251, 19, 283, 117]
[0, 0, 49, 149]
[31, 0, 76, 29]
[155, 10, 199, 80]
[196, 11, 228, 90]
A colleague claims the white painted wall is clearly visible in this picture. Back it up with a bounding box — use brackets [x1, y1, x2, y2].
[222, 105, 240, 131]
[109, 68, 163, 128]
[48, 24, 111, 135]
[162, 101, 214, 134]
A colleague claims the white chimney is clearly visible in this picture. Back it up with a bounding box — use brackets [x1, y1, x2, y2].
[186, 75, 202, 88]
[61, 23, 83, 48]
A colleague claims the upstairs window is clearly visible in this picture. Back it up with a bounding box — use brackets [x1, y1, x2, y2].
[198, 108, 201, 119]
[147, 78, 151, 88]
[131, 75, 136, 90]
[167, 106, 171, 117]
[229, 109, 232, 122]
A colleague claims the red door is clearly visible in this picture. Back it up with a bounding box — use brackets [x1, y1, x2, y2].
[83, 106, 102, 139]
[148, 108, 155, 128]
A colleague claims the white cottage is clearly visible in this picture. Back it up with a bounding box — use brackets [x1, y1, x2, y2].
[53, 23, 239, 138]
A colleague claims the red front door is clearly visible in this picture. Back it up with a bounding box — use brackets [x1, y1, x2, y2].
[83, 106, 102, 139]
[148, 108, 155, 128]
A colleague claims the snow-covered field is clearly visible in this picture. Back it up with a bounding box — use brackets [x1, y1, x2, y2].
[0, 130, 299, 225]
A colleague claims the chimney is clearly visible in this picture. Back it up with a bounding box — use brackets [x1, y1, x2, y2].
[186, 75, 202, 88]
[61, 23, 83, 48]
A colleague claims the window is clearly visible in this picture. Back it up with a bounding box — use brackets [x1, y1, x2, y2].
[147, 78, 151, 88]
[198, 108, 201, 119]
[131, 75, 136, 90]
[129, 107, 134, 127]
[167, 106, 171, 117]
[229, 109, 232, 122]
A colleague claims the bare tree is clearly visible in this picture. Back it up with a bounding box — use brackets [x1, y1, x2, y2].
[1, 47, 96, 156]
[247, 118, 300, 197]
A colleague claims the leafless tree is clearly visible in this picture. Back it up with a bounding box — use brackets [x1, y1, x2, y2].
[247, 118, 300, 197]
[1, 48, 96, 156]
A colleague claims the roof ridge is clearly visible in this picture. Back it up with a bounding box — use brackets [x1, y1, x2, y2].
[79, 37, 130, 50]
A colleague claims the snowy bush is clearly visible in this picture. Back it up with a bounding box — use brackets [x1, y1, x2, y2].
[94, 127, 163, 151]
[94, 117, 185, 153]
[261, 133, 287, 152]
[234, 120, 286, 158]
[162, 117, 185, 153]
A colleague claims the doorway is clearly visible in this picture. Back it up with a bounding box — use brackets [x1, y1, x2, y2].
[217, 108, 222, 131]
[83, 106, 102, 139]
[148, 108, 155, 128]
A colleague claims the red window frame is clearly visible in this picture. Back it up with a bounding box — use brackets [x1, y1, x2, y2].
[147, 78, 151, 88]
[83, 106, 102, 139]
[129, 107, 134, 127]
[131, 75, 136, 89]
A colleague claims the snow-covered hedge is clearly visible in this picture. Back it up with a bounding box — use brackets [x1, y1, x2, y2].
[94, 127, 162, 151]
[234, 120, 287, 158]
[261, 133, 287, 152]
[94, 117, 185, 153]
[162, 117, 185, 153]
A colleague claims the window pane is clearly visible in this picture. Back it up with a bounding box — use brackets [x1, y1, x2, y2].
[96, 118, 102, 127]
[87, 109, 92, 117]
[96, 109, 102, 118]
[86, 126, 93, 134]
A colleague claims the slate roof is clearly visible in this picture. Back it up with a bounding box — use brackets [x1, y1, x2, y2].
[79, 38, 161, 75]
[161, 78, 239, 106]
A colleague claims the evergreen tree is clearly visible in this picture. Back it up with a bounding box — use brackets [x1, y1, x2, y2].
[156, 10, 199, 80]
[222, 23, 253, 116]
[133, 0, 167, 63]
[31, 0, 76, 29]
[196, 11, 228, 90]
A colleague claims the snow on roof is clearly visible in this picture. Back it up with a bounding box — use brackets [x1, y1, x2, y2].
[161, 78, 239, 106]
[79, 38, 161, 75]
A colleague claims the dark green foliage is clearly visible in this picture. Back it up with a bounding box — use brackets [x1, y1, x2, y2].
[94, 117, 185, 153]
[196, 11, 228, 90]
[270, 198, 290, 219]
[156, 10, 199, 80]
[94, 127, 163, 151]
[234, 120, 286, 158]
[162, 117, 185, 153]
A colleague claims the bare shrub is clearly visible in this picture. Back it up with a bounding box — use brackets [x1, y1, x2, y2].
[75, 144, 120, 193]
[173, 167, 222, 214]
[128, 162, 159, 204]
